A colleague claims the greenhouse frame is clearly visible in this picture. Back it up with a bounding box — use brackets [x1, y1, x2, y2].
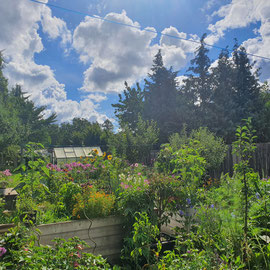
[51, 146, 103, 164]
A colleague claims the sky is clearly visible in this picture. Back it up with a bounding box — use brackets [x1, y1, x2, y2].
[1, 0, 270, 125]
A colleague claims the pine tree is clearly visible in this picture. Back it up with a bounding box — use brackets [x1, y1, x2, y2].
[112, 81, 144, 130]
[182, 34, 212, 128]
[144, 49, 179, 143]
[232, 45, 262, 123]
[210, 48, 236, 142]
[10, 85, 57, 146]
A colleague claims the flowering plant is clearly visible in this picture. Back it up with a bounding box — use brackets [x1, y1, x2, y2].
[0, 169, 12, 188]
[72, 186, 115, 219]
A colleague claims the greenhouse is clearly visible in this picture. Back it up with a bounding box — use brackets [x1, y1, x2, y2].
[51, 146, 103, 164]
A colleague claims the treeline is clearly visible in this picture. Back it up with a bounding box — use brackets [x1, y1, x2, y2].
[0, 53, 113, 168]
[1, 34, 270, 167]
[112, 35, 270, 146]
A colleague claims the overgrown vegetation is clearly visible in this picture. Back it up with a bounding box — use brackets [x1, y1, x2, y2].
[0, 34, 270, 269]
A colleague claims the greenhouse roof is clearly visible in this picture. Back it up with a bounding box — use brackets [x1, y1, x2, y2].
[53, 147, 103, 160]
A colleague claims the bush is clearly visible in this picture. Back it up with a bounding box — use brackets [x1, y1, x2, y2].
[0, 230, 112, 270]
[156, 127, 227, 174]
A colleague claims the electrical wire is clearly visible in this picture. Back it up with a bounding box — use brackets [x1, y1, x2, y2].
[28, 0, 270, 62]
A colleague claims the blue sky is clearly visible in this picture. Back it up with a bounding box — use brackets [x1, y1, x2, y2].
[1, 0, 270, 125]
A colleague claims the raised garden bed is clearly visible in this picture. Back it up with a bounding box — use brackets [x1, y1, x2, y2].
[0, 216, 124, 264]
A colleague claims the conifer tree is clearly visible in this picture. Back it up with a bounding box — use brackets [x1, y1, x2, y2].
[232, 45, 262, 123]
[210, 48, 236, 142]
[182, 34, 212, 128]
[144, 49, 179, 143]
[112, 81, 144, 130]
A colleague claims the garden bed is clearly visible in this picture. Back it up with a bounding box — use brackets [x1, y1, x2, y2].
[0, 216, 124, 264]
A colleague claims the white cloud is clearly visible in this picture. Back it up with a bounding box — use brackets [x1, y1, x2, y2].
[207, 0, 270, 81]
[176, 75, 188, 88]
[41, 6, 72, 46]
[73, 10, 157, 93]
[49, 98, 109, 123]
[0, 0, 107, 123]
[87, 93, 108, 102]
[0, 2, 201, 123]
[73, 11, 198, 94]
[160, 27, 199, 70]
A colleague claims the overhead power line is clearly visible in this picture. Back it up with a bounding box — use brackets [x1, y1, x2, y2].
[29, 0, 270, 62]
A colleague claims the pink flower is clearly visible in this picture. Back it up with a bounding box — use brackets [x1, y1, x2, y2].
[144, 179, 149, 185]
[2, 169, 12, 176]
[0, 247, 7, 256]
[138, 172, 141, 176]
[124, 184, 129, 189]
[74, 261, 79, 267]
[134, 163, 138, 167]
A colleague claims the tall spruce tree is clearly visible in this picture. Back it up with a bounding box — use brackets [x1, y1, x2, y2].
[10, 85, 57, 146]
[144, 49, 179, 143]
[232, 45, 262, 124]
[112, 81, 144, 130]
[210, 48, 236, 142]
[183, 34, 212, 128]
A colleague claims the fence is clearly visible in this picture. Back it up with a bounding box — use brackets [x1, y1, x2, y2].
[212, 143, 270, 178]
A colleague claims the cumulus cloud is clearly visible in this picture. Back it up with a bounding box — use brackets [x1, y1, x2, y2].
[41, 6, 72, 46]
[160, 27, 199, 70]
[73, 10, 157, 93]
[73, 11, 198, 94]
[0, 1, 201, 122]
[207, 0, 270, 81]
[0, 0, 108, 123]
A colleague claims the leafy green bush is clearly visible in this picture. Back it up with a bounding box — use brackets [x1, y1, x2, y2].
[0, 230, 111, 270]
[156, 127, 227, 174]
[121, 212, 160, 270]
[117, 170, 155, 231]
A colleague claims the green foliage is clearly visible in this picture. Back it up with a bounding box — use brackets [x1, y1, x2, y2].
[117, 169, 155, 230]
[148, 173, 183, 230]
[156, 127, 227, 175]
[232, 118, 257, 262]
[172, 143, 206, 193]
[190, 127, 228, 171]
[0, 232, 111, 269]
[144, 49, 179, 143]
[121, 212, 160, 269]
[109, 116, 159, 164]
[59, 181, 82, 216]
[112, 82, 144, 130]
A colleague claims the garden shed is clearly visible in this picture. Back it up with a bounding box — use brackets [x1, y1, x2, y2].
[51, 146, 103, 164]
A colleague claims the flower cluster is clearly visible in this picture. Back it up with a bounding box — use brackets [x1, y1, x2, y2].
[0, 247, 7, 257]
[47, 162, 96, 172]
[0, 169, 12, 177]
[72, 186, 115, 219]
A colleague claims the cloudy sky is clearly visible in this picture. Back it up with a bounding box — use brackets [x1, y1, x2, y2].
[1, 0, 270, 124]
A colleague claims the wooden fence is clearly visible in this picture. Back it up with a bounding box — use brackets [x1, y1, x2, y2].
[211, 143, 270, 178]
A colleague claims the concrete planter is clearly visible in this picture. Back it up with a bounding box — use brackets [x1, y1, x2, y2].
[0, 216, 124, 264]
[38, 216, 124, 264]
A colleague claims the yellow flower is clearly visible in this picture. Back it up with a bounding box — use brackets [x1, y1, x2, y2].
[107, 155, 112, 160]
[93, 149, 99, 154]
[103, 152, 106, 158]
[90, 158, 95, 163]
